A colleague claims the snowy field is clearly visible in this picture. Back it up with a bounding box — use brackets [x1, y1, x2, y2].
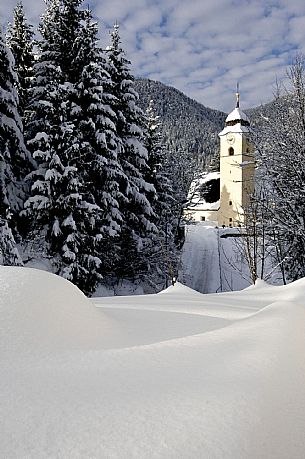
[1, 266, 305, 458]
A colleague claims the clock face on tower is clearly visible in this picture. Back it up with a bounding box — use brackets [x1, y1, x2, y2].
[226, 133, 235, 144]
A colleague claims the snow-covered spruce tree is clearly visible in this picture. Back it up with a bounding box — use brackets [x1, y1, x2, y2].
[143, 100, 178, 288]
[106, 24, 157, 283]
[165, 145, 196, 245]
[24, 60, 88, 286]
[73, 10, 125, 279]
[23, 1, 116, 294]
[6, 2, 35, 124]
[0, 29, 26, 265]
[6, 2, 36, 238]
[255, 54, 305, 282]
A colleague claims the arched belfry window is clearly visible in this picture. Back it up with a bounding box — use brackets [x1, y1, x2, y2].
[228, 147, 234, 156]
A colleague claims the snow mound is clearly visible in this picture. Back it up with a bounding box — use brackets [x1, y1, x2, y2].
[252, 278, 273, 289]
[0, 266, 108, 357]
[158, 280, 204, 295]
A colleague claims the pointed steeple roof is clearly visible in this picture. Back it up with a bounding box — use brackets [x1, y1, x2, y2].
[219, 87, 250, 136]
[225, 107, 250, 125]
[225, 85, 250, 126]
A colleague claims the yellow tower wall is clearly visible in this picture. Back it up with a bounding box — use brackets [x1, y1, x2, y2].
[218, 133, 254, 227]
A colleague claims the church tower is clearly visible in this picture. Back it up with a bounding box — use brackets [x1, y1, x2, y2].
[218, 88, 255, 227]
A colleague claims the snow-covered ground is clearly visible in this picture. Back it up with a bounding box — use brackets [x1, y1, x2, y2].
[180, 222, 285, 294]
[2, 266, 305, 458]
[180, 222, 251, 293]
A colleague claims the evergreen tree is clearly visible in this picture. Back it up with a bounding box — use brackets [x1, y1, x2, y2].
[165, 145, 194, 247]
[0, 29, 26, 265]
[24, 0, 83, 285]
[144, 100, 178, 288]
[107, 24, 157, 282]
[73, 10, 125, 279]
[23, 1, 130, 294]
[144, 100, 173, 219]
[24, 59, 87, 284]
[23, 1, 114, 293]
[6, 2, 35, 123]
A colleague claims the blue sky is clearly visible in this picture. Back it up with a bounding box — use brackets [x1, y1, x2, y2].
[2, 0, 305, 112]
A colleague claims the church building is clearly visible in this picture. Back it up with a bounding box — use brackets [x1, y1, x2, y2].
[185, 89, 255, 227]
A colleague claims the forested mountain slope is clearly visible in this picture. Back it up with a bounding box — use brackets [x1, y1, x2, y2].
[246, 96, 290, 127]
[135, 77, 290, 160]
[134, 78, 226, 163]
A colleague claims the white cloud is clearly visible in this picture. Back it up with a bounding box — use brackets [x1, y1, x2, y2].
[2, 0, 305, 112]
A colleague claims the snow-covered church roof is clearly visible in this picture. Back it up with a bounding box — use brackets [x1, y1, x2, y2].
[219, 92, 251, 136]
[225, 107, 250, 124]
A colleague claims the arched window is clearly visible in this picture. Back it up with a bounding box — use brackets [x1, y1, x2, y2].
[228, 147, 234, 156]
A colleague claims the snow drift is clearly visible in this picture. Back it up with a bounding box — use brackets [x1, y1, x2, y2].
[1, 266, 305, 458]
[0, 266, 109, 356]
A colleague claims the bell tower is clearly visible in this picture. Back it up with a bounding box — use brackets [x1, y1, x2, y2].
[218, 87, 255, 227]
